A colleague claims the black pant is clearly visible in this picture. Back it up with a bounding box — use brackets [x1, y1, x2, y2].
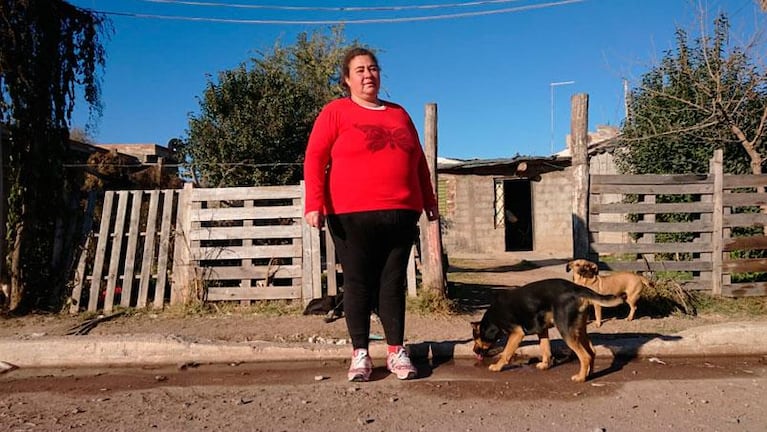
[327, 209, 419, 349]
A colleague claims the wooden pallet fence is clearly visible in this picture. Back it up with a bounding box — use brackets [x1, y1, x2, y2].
[70, 189, 178, 313]
[587, 149, 767, 297]
[175, 184, 313, 303]
[70, 183, 420, 313]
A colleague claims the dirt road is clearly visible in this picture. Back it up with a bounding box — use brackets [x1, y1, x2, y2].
[2, 355, 765, 431]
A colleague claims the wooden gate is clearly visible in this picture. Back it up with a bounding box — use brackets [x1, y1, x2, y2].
[587, 149, 767, 297]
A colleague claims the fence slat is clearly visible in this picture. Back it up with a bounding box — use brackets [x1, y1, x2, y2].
[69, 191, 97, 314]
[206, 286, 301, 301]
[153, 190, 175, 309]
[137, 190, 160, 308]
[120, 191, 143, 307]
[88, 191, 115, 311]
[104, 191, 130, 313]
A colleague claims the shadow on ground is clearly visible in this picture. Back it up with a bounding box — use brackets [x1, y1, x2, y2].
[407, 332, 682, 380]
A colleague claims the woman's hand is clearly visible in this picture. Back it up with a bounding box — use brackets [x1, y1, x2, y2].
[305, 211, 324, 228]
[425, 206, 440, 222]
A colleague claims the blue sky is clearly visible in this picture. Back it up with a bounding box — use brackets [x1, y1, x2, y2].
[68, 0, 764, 160]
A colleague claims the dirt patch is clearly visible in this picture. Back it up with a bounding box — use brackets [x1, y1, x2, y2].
[1, 255, 763, 345]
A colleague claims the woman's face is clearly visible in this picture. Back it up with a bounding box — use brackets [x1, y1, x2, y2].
[344, 54, 380, 103]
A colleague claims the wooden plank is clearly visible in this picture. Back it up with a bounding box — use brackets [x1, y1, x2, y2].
[190, 185, 302, 201]
[194, 244, 301, 260]
[69, 192, 97, 314]
[722, 258, 767, 273]
[591, 183, 713, 195]
[591, 174, 711, 185]
[137, 190, 160, 308]
[88, 191, 115, 312]
[69, 235, 92, 313]
[590, 221, 711, 233]
[721, 282, 767, 297]
[120, 191, 143, 308]
[325, 228, 338, 296]
[679, 281, 708, 291]
[603, 261, 712, 272]
[301, 182, 314, 305]
[239, 199, 254, 306]
[200, 265, 302, 280]
[591, 242, 712, 254]
[104, 191, 130, 313]
[153, 190, 175, 309]
[311, 222, 322, 300]
[723, 235, 767, 252]
[190, 205, 302, 222]
[723, 175, 767, 189]
[407, 245, 417, 297]
[723, 212, 767, 228]
[590, 201, 712, 214]
[206, 285, 301, 301]
[188, 225, 301, 241]
[723, 192, 767, 207]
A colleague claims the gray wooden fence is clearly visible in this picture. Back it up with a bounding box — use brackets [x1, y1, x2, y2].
[69, 183, 417, 314]
[587, 149, 767, 297]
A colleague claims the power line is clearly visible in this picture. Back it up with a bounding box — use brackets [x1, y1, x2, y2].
[63, 162, 305, 168]
[92, 0, 585, 25]
[141, 0, 531, 12]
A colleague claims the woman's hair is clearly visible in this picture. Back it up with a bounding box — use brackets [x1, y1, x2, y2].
[341, 47, 379, 94]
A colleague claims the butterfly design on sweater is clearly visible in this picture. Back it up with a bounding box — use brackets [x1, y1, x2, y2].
[355, 124, 413, 153]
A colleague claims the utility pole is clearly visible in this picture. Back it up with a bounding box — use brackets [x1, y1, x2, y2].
[550, 81, 575, 154]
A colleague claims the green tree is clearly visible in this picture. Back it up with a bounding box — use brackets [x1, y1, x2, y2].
[617, 13, 766, 176]
[0, 0, 108, 311]
[180, 27, 359, 187]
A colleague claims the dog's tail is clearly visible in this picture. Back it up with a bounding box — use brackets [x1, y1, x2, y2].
[579, 288, 625, 308]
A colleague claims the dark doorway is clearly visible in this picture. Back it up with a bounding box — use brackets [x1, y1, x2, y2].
[504, 180, 533, 251]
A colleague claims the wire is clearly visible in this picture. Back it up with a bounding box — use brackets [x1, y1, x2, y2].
[63, 162, 305, 168]
[93, 0, 584, 25]
[140, 0, 531, 12]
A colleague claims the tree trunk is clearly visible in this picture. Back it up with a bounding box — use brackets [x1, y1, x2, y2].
[9, 221, 25, 311]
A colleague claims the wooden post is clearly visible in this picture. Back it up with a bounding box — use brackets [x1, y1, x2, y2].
[171, 183, 193, 304]
[419, 103, 446, 294]
[571, 93, 590, 260]
[711, 149, 723, 296]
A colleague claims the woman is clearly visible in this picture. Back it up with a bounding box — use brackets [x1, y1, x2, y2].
[304, 47, 439, 382]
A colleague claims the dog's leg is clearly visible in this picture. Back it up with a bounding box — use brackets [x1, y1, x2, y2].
[593, 303, 603, 328]
[561, 330, 593, 383]
[488, 326, 525, 372]
[577, 319, 596, 374]
[626, 294, 639, 321]
[536, 329, 552, 371]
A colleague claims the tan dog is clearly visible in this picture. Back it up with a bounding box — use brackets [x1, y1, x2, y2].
[565, 259, 651, 327]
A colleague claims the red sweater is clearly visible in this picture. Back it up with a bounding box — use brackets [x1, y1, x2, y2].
[304, 98, 437, 216]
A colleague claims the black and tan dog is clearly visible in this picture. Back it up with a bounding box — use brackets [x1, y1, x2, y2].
[471, 278, 624, 382]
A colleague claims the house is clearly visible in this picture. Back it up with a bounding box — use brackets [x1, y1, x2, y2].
[437, 125, 620, 257]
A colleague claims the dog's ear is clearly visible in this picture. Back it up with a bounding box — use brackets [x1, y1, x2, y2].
[485, 323, 501, 341]
[471, 321, 481, 337]
[565, 261, 572, 272]
[587, 261, 599, 275]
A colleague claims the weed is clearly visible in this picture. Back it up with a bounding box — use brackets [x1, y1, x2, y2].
[407, 289, 458, 316]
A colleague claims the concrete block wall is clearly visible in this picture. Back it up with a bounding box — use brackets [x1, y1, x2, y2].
[442, 174, 504, 255]
[532, 169, 573, 256]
